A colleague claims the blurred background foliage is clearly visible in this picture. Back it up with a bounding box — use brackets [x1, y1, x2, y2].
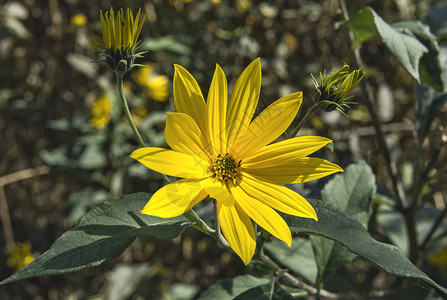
[1, 0, 447, 299]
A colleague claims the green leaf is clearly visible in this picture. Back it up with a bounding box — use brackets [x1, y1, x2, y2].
[1, 193, 192, 284]
[321, 160, 375, 227]
[40, 134, 107, 170]
[392, 20, 444, 91]
[425, 3, 447, 37]
[376, 286, 443, 300]
[166, 283, 199, 300]
[376, 204, 408, 254]
[197, 275, 269, 300]
[233, 280, 295, 300]
[416, 84, 447, 142]
[106, 263, 151, 300]
[283, 200, 447, 295]
[344, 7, 428, 82]
[66, 188, 109, 223]
[66, 53, 98, 78]
[310, 236, 356, 287]
[264, 238, 317, 284]
[311, 161, 375, 285]
[142, 36, 192, 54]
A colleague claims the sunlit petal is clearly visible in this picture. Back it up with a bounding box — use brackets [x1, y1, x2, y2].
[207, 64, 227, 154]
[173, 65, 208, 135]
[244, 157, 343, 184]
[217, 202, 256, 265]
[239, 172, 317, 220]
[203, 181, 235, 207]
[165, 112, 212, 161]
[231, 185, 292, 246]
[243, 136, 332, 167]
[130, 147, 209, 179]
[230, 92, 302, 159]
[226, 58, 261, 150]
[141, 179, 209, 218]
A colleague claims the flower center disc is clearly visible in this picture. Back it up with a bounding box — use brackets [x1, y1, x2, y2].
[209, 153, 241, 184]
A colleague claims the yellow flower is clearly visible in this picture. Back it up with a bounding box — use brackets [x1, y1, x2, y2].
[133, 66, 152, 86]
[130, 106, 149, 125]
[131, 58, 342, 264]
[89, 94, 112, 129]
[429, 247, 447, 266]
[7, 242, 35, 271]
[71, 13, 87, 26]
[133, 65, 170, 102]
[236, 0, 252, 12]
[146, 75, 169, 102]
[98, 8, 148, 73]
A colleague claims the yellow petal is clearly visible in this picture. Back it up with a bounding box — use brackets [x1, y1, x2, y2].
[217, 201, 256, 265]
[231, 185, 292, 246]
[244, 157, 343, 184]
[141, 179, 208, 218]
[207, 64, 228, 154]
[165, 112, 212, 161]
[173, 65, 207, 136]
[130, 147, 210, 179]
[243, 136, 332, 167]
[226, 58, 261, 150]
[230, 92, 302, 159]
[135, 10, 148, 46]
[239, 172, 317, 220]
[203, 182, 235, 206]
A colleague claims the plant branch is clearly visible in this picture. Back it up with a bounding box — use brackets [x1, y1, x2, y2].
[256, 247, 342, 299]
[0, 186, 14, 251]
[420, 201, 447, 251]
[290, 103, 322, 138]
[0, 166, 51, 251]
[0, 166, 50, 186]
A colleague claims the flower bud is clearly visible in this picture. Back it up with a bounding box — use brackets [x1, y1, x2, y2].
[312, 64, 364, 114]
[96, 7, 148, 75]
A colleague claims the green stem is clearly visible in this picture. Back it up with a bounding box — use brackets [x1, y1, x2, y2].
[184, 209, 215, 235]
[116, 72, 145, 148]
[290, 103, 321, 138]
[213, 200, 231, 250]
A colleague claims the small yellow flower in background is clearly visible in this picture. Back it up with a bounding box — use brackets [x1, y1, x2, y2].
[71, 13, 87, 26]
[236, 0, 252, 13]
[133, 65, 170, 102]
[97, 7, 148, 74]
[429, 247, 447, 266]
[131, 58, 342, 264]
[7, 242, 35, 271]
[131, 106, 149, 125]
[283, 33, 298, 52]
[147, 75, 169, 102]
[89, 94, 112, 129]
[211, 0, 221, 4]
[133, 65, 152, 86]
[137, 106, 149, 118]
[123, 81, 132, 92]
